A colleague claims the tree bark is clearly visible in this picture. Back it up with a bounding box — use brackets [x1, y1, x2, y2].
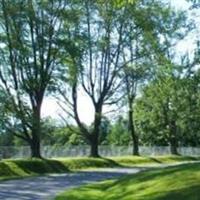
[90, 136, 99, 157]
[89, 104, 102, 157]
[170, 140, 178, 155]
[30, 136, 42, 158]
[169, 120, 179, 155]
[30, 102, 42, 158]
[128, 101, 139, 156]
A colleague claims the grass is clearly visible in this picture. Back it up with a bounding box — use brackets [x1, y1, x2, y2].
[0, 159, 70, 180]
[57, 155, 200, 169]
[109, 155, 199, 166]
[55, 162, 200, 200]
[0, 155, 199, 181]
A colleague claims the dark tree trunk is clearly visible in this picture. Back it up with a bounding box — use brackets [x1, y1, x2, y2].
[170, 140, 178, 155]
[90, 136, 99, 157]
[30, 103, 42, 158]
[128, 101, 139, 156]
[169, 120, 179, 155]
[89, 104, 102, 157]
[133, 134, 139, 156]
[30, 136, 42, 158]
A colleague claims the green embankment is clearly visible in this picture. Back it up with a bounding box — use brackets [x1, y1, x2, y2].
[56, 162, 200, 200]
[0, 155, 199, 180]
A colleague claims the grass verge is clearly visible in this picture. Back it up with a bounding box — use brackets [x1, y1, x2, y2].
[0, 159, 70, 181]
[55, 162, 200, 200]
[0, 155, 199, 181]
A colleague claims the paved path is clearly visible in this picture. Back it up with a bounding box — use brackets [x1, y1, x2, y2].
[0, 168, 143, 200]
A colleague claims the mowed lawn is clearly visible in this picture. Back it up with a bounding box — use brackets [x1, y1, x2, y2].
[0, 155, 199, 180]
[55, 163, 200, 200]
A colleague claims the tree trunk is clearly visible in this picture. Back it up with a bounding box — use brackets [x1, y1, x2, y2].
[170, 140, 178, 155]
[89, 104, 102, 157]
[169, 120, 179, 155]
[128, 101, 139, 156]
[133, 133, 139, 156]
[90, 136, 99, 157]
[30, 103, 42, 158]
[30, 136, 42, 158]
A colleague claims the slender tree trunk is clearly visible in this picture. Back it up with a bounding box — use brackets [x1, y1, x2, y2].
[170, 140, 178, 155]
[162, 104, 179, 155]
[128, 100, 139, 156]
[169, 120, 179, 155]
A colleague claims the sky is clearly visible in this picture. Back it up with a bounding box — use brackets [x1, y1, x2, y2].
[41, 0, 199, 125]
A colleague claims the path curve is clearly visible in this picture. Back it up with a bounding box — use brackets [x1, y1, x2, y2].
[0, 168, 142, 200]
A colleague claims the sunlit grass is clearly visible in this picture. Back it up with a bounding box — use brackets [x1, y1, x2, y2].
[55, 163, 200, 200]
[0, 155, 199, 180]
[110, 155, 199, 166]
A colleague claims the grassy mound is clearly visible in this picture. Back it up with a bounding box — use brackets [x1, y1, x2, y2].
[0, 159, 69, 180]
[55, 162, 200, 200]
[56, 155, 199, 169]
[57, 157, 119, 169]
[0, 155, 199, 181]
[110, 155, 199, 166]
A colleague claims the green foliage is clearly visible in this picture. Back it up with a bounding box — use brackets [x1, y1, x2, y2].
[107, 117, 131, 145]
[41, 126, 83, 146]
[98, 117, 112, 144]
[134, 68, 200, 147]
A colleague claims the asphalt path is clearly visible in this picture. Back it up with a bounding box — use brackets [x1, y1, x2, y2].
[0, 168, 143, 200]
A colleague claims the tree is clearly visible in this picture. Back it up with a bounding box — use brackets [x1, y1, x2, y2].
[0, 0, 67, 158]
[120, 0, 189, 155]
[134, 65, 200, 154]
[59, 0, 129, 157]
[135, 78, 175, 153]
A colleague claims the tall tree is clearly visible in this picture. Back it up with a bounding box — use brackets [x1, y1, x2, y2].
[121, 0, 188, 155]
[0, 0, 67, 158]
[59, 0, 129, 157]
[135, 76, 177, 154]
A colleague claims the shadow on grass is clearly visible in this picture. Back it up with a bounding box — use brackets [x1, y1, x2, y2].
[149, 157, 163, 164]
[98, 183, 200, 200]
[82, 163, 200, 200]
[168, 155, 199, 161]
[99, 157, 122, 168]
[159, 184, 200, 200]
[0, 162, 18, 177]
[141, 184, 200, 200]
[12, 159, 70, 174]
[113, 162, 200, 187]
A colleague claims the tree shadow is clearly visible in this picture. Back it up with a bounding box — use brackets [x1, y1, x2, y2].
[149, 157, 163, 164]
[142, 184, 200, 200]
[99, 157, 122, 167]
[0, 162, 19, 177]
[12, 159, 70, 175]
